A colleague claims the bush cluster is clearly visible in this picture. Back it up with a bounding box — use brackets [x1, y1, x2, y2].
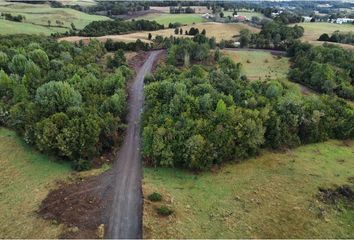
[148, 192, 162, 202]
[156, 206, 174, 216]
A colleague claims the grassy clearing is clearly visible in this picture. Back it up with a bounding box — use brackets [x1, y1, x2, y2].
[0, 19, 66, 35]
[136, 13, 205, 26]
[222, 50, 290, 81]
[150, 6, 210, 14]
[60, 22, 260, 44]
[58, 0, 97, 7]
[296, 22, 354, 41]
[0, 2, 109, 35]
[0, 128, 72, 238]
[143, 140, 354, 238]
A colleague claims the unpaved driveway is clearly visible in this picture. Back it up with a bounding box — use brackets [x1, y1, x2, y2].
[106, 50, 162, 239]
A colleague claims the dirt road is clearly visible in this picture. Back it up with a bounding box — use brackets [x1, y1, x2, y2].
[105, 50, 162, 239]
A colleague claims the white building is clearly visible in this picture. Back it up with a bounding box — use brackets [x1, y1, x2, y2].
[202, 13, 214, 19]
[335, 18, 354, 24]
[303, 16, 313, 22]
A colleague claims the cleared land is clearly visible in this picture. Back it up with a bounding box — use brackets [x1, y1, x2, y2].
[143, 140, 354, 238]
[0, 2, 109, 35]
[294, 22, 354, 49]
[0, 128, 71, 238]
[0, 19, 66, 35]
[58, 0, 96, 6]
[60, 22, 260, 44]
[150, 6, 210, 14]
[222, 50, 290, 81]
[136, 13, 205, 26]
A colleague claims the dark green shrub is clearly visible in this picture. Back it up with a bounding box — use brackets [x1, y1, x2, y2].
[148, 192, 162, 202]
[156, 205, 173, 216]
[72, 158, 92, 171]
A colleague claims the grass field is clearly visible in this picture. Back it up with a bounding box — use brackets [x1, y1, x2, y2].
[136, 13, 205, 26]
[0, 128, 72, 238]
[58, 0, 97, 6]
[294, 22, 354, 49]
[61, 22, 260, 44]
[0, 2, 109, 35]
[222, 50, 290, 81]
[0, 19, 66, 35]
[150, 6, 210, 14]
[143, 140, 354, 238]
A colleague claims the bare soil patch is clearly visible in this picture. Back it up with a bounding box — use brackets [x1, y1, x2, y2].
[38, 174, 106, 238]
[318, 184, 354, 208]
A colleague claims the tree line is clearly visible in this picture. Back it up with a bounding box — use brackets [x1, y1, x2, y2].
[78, 19, 164, 37]
[238, 21, 304, 50]
[0, 35, 131, 170]
[169, 6, 195, 14]
[319, 31, 354, 45]
[1, 12, 24, 22]
[288, 41, 354, 100]
[141, 41, 354, 170]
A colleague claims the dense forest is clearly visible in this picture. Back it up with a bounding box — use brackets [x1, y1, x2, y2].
[141, 39, 354, 170]
[79, 19, 164, 37]
[288, 41, 354, 100]
[0, 35, 130, 170]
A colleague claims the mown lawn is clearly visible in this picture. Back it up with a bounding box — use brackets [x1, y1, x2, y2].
[137, 13, 205, 26]
[222, 50, 290, 81]
[143, 140, 354, 238]
[0, 128, 72, 238]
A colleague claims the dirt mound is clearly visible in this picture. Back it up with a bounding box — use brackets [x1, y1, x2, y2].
[38, 174, 108, 238]
[128, 51, 150, 72]
[318, 185, 354, 208]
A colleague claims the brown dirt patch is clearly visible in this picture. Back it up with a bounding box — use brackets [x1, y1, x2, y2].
[318, 184, 354, 208]
[152, 50, 167, 72]
[127, 51, 150, 73]
[37, 173, 108, 238]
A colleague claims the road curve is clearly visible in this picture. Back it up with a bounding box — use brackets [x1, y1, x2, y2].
[106, 50, 162, 239]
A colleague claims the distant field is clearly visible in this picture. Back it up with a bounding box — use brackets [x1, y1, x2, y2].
[222, 50, 290, 81]
[150, 6, 210, 14]
[224, 10, 268, 20]
[143, 140, 354, 238]
[295, 22, 354, 42]
[307, 40, 354, 50]
[0, 2, 109, 35]
[136, 13, 205, 26]
[0, 19, 66, 35]
[0, 128, 72, 238]
[61, 22, 260, 44]
[58, 0, 97, 6]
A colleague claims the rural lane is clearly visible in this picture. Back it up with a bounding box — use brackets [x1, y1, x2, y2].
[106, 50, 162, 239]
